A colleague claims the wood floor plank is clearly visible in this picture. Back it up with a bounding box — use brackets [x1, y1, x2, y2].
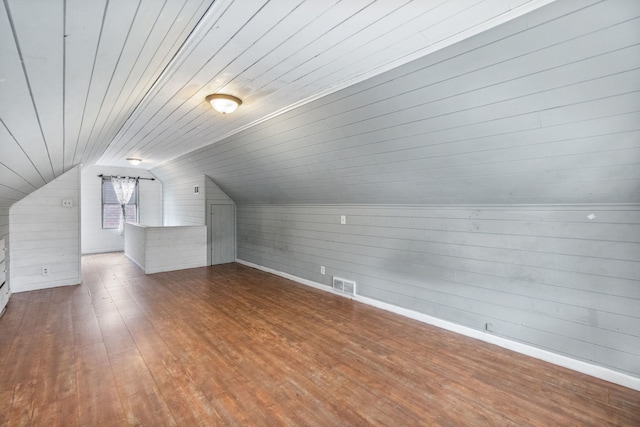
[0, 389, 16, 426]
[0, 253, 638, 426]
[109, 350, 178, 427]
[74, 342, 126, 426]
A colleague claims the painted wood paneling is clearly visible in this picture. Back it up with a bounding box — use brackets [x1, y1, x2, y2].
[139, 175, 163, 227]
[236, 204, 640, 378]
[125, 223, 207, 274]
[205, 175, 233, 204]
[100, 0, 555, 170]
[152, 1, 640, 205]
[145, 226, 207, 273]
[123, 222, 145, 269]
[62, 0, 217, 168]
[0, 0, 216, 212]
[162, 174, 205, 226]
[80, 165, 162, 254]
[9, 166, 81, 292]
[0, 208, 8, 239]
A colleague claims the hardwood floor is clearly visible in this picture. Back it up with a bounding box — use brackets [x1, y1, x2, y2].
[0, 252, 638, 426]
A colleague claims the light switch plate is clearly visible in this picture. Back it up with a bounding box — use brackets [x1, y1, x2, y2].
[340, 215, 346, 225]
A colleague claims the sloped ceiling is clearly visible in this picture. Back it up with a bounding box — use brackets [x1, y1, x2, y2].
[153, 0, 640, 205]
[0, 0, 558, 209]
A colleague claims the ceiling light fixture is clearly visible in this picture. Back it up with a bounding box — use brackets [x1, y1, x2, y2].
[127, 158, 142, 166]
[206, 94, 242, 114]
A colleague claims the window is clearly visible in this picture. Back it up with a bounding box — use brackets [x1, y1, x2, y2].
[102, 179, 138, 229]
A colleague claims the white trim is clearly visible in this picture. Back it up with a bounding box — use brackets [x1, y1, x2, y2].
[76, 165, 82, 294]
[124, 253, 146, 273]
[238, 203, 640, 210]
[12, 278, 81, 293]
[236, 258, 640, 392]
[236, 258, 355, 299]
[81, 248, 126, 255]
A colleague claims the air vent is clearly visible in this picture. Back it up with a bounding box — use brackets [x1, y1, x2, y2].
[332, 277, 356, 296]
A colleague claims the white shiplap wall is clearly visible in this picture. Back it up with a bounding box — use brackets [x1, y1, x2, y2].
[124, 223, 207, 274]
[81, 165, 162, 254]
[158, 174, 235, 266]
[123, 222, 146, 270]
[145, 225, 207, 274]
[162, 173, 235, 227]
[205, 175, 234, 205]
[163, 173, 206, 226]
[237, 204, 640, 380]
[10, 166, 81, 292]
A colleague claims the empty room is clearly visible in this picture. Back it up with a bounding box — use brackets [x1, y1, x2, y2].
[1, 0, 639, 425]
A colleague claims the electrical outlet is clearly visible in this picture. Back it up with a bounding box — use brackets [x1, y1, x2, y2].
[62, 199, 73, 207]
[340, 215, 346, 225]
[485, 323, 494, 332]
[320, 266, 325, 275]
[41, 266, 49, 276]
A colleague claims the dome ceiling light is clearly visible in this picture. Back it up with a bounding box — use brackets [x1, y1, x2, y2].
[206, 94, 242, 114]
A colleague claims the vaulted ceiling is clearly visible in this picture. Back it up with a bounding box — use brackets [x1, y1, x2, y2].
[0, 0, 559, 209]
[151, 0, 640, 205]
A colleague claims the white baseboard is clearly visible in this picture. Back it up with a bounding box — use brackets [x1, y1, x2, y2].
[236, 258, 640, 392]
[124, 254, 145, 272]
[11, 277, 81, 293]
[81, 248, 124, 255]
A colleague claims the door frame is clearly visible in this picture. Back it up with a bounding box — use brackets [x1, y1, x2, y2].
[207, 202, 236, 266]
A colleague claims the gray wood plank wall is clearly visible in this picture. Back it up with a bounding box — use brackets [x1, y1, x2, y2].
[0, 208, 8, 241]
[237, 204, 640, 378]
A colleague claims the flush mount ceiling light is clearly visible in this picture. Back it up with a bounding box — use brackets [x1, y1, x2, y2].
[206, 94, 242, 114]
[127, 158, 142, 166]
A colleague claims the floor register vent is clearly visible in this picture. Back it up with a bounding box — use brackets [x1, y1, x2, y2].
[332, 277, 356, 296]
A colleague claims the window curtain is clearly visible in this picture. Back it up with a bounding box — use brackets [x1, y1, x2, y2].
[111, 178, 137, 236]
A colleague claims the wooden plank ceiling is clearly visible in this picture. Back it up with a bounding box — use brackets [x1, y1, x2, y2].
[0, 0, 555, 209]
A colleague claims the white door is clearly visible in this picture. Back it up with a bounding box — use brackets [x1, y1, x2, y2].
[210, 204, 235, 265]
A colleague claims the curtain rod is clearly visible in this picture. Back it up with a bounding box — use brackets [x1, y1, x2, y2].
[98, 174, 155, 181]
